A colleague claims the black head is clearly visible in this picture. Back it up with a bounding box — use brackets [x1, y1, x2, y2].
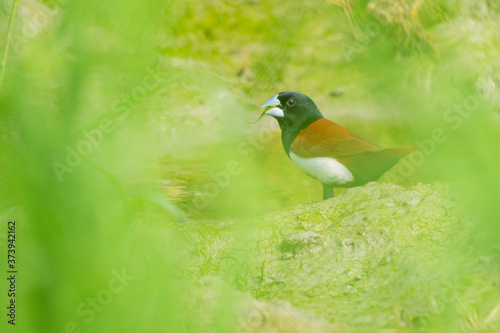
[261, 91, 323, 130]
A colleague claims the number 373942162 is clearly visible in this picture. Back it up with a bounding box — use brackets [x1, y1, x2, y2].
[8, 221, 16, 269]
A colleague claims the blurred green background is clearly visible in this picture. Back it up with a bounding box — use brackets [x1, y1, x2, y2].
[0, 0, 499, 332]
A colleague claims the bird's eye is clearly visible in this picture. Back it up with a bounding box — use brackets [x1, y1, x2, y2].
[286, 99, 296, 107]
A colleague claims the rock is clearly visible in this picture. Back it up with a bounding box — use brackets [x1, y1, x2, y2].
[187, 276, 341, 333]
[278, 231, 323, 255]
[171, 182, 499, 331]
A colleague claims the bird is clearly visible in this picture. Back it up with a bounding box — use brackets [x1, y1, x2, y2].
[258, 91, 415, 200]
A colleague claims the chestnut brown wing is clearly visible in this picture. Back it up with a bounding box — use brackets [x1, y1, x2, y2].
[291, 118, 382, 158]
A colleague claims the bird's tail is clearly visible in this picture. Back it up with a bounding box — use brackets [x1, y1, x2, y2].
[385, 146, 418, 158]
[337, 146, 418, 186]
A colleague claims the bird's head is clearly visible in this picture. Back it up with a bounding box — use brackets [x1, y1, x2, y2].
[258, 91, 323, 129]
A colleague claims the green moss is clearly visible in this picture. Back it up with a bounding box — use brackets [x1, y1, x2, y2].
[166, 182, 500, 331]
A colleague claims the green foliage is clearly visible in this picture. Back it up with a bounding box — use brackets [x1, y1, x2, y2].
[0, 0, 499, 332]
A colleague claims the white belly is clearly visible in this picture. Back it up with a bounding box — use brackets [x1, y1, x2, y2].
[289, 152, 354, 185]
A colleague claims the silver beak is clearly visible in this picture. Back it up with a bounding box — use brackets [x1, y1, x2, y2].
[262, 94, 284, 118]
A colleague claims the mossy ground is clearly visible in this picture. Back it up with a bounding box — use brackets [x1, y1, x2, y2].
[134, 182, 500, 332]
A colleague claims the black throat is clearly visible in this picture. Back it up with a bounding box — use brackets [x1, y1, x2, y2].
[277, 115, 323, 157]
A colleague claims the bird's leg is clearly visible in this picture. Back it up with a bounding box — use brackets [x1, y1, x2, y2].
[322, 183, 335, 200]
